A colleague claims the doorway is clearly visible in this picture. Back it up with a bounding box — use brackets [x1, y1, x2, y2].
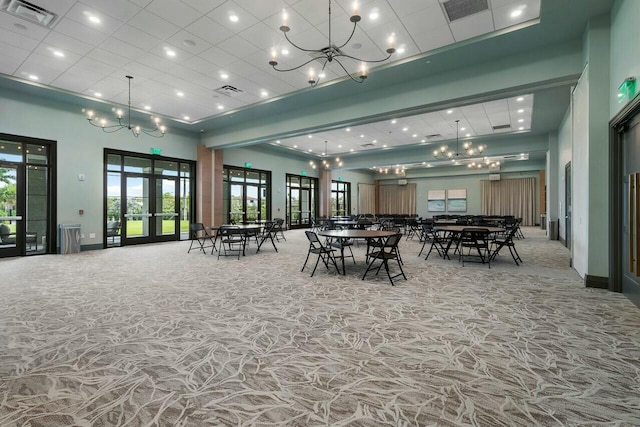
[105, 150, 194, 247]
[565, 162, 572, 249]
[286, 174, 317, 229]
[223, 166, 270, 224]
[0, 135, 55, 258]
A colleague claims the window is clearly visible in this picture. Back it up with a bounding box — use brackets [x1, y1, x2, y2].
[331, 180, 350, 216]
[223, 166, 271, 224]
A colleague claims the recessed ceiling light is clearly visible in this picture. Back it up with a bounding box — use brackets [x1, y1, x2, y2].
[360, 134, 364, 138]
[144, 105, 151, 110]
[402, 127, 408, 132]
[217, 105, 224, 110]
[412, 134, 417, 138]
[260, 90, 268, 97]
[220, 73, 229, 80]
[516, 96, 524, 101]
[86, 13, 101, 24]
[391, 119, 397, 124]
[447, 110, 453, 114]
[177, 91, 184, 97]
[52, 50, 64, 58]
[346, 128, 351, 131]
[350, 149, 354, 152]
[518, 127, 524, 130]
[308, 149, 312, 152]
[421, 139, 426, 143]
[319, 72, 325, 78]
[511, 9, 523, 18]
[397, 47, 405, 54]
[94, 92, 102, 97]
[276, 140, 281, 143]
[466, 133, 471, 137]
[165, 49, 176, 57]
[293, 145, 298, 148]
[460, 127, 466, 131]
[383, 144, 387, 147]
[281, 48, 289, 55]
[369, 11, 379, 20]
[517, 109, 524, 113]
[518, 118, 524, 123]
[308, 135, 312, 138]
[373, 140, 377, 143]
[184, 115, 190, 120]
[28, 74, 38, 80]
[338, 144, 342, 148]
[229, 14, 239, 22]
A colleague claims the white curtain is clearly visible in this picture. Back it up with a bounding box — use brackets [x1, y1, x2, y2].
[358, 183, 376, 214]
[378, 184, 416, 214]
[481, 178, 536, 225]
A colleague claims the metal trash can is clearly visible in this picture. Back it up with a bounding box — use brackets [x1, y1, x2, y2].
[548, 218, 559, 240]
[540, 214, 546, 230]
[59, 224, 81, 254]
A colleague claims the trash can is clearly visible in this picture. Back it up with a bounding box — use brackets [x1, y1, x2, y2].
[59, 224, 81, 254]
[548, 218, 559, 240]
[540, 214, 546, 230]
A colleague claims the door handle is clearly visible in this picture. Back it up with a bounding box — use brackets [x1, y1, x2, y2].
[0, 216, 22, 221]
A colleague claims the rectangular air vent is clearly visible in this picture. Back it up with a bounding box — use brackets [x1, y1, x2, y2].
[0, 0, 57, 28]
[425, 133, 442, 139]
[489, 173, 501, 181]
[214, 85, 243, 97]
[492, 124, 511, 131]
[442, 0, 489, 22]
[360, 143, 375, 147]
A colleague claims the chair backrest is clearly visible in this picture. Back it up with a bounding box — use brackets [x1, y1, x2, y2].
[190, 223, 205, 236]
[304, 230, 323, 248]
[383, 233, 402, 248]
[461, 227, 490, 244]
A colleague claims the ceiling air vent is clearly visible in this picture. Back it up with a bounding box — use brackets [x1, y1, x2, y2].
[214, 85, 243, 97]
[0, 0, 58, 28]
[442, 0, 489, 22]
[492, 124, 511, 131]
[425, 133, 442, 139]
[360, 143, 375, 148]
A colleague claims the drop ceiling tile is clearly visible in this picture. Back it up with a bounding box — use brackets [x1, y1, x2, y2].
[0, 42, 30, 75]
[493, 0, 541, 30]
[182, 55, 220, 74]
[262, 6, 313, 37]
[40, 31, 94, 56]
[130, 0, 152, 7]
[87, 75, 133, 99]
[145, 0, 202, 27]
[235, 0, 287, 20]
[208, 1, 259, 33]
[413, 26, 455, 52]
[120, 61, 164, 80]
[181, 0, 227, 15]
[75, 56, 120, 77]
[112, 24, 162, 51]
[291, 0, 334, 27]
[218, 34, 260, 59]
[51, 64, 105, 92]
[199, 46, 239, 67]
[449, 10, 494, 42]
[53, 18, 109, 46]
[239, 22, 282, 51]
[65, 2, 125, 35]
[85, 47, 132, 68]
[385, 0, 441, 17]
[399, 5, 449, 34]
[77, 0, 142, 22]
[184, 16, 234, 45]
[99, 36, 146, 60]
[136, 51, 177, 71]
[0, 12, 50, 41]
[0, 26, 40, 51]
[32, 44, 82, 67]
[127, 9, 180, 40]
[166, 30, 212, 55]
[349, 1, 397, 32]
[17, 53, 70, 84]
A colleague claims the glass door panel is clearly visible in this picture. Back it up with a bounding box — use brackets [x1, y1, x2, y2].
[230, 183, 244, 224]
[179, 174, 191, 239]
[25, 165, 47, 254]
[155, 177, 178, 239]
[0, 165, 21, 257]
[245, 185, 259, 222]
[106, 172, 122, 247]
[299, 188, 311, 226]
[124, 175, 152, 242]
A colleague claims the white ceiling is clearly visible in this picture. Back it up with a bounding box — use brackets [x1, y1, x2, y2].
[0, 0, 541, 124]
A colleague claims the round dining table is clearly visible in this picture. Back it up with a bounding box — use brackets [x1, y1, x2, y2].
[318, 229, 397, 275]
[432, 225, 505, 259]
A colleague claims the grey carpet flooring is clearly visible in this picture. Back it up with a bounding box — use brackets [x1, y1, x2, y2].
[1, 227, 639, 426]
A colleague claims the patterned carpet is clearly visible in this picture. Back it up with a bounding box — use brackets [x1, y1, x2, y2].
[1, 227, 639, 426]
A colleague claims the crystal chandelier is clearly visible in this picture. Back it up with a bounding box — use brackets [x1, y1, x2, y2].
[310, 141, 343, 170]
[468, 159, 500, 169]
[268, 0, 396, 87]
[84, 76, 166, 138]
[433, 120, 483, 160]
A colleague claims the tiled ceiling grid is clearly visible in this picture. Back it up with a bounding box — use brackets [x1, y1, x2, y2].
[0, 0, 540, 123]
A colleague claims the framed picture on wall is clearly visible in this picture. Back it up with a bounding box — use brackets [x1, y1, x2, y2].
[427, 190, 446, 211]
[447, 189, 467, 212]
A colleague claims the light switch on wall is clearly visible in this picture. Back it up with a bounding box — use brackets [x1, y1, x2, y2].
[78, 173, 85, 181]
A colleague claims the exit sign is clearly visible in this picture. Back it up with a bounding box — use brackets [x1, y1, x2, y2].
[244, 162, 252, 168]
[150, 147, 162, 155]
[300, 170, 307, 176]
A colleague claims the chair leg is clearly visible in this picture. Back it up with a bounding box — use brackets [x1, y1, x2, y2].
[310, 254, 322, 277]
[508, 245, 521, 265]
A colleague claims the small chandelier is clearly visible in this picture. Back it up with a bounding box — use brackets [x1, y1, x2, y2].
[376, 165, 406, 176]
[84, 75, 166, 138]
[468, 159, 500, 169]
[433, 120, 483, 160]
[310, 141, 343, 170]
[268, 0, 396, 87]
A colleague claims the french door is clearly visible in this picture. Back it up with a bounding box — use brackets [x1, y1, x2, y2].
[223, 166, 270, 224]
[0, 164, 22, 257]
[286, 174, 317, 229]
[105, 150, 194, 247]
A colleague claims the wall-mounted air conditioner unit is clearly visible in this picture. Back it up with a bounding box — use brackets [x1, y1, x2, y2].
[489, 174, 501, 181]
[398, 179, 408, 185]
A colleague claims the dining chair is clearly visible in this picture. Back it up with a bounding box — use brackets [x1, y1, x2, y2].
[362, 233, 406, 286]
[458, 228, 491, 267]
[424, 229, 453, 260]
[217, 226, 244, 259]
[273, 218, 287, 241]
[489, 226, 522, 265]
[256, 221, 278, 253]
[301, 231, 340, 277]
[187, 223, 216, 254]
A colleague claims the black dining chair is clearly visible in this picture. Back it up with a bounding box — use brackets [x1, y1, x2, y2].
[187, 223, 216, 254]
[217, 226, 244, 259]
[490, 226, 522, 265]
[458, 228, 491, 267]
[301, 231, 340, 277]
[256, 221, 278, 253]
[362, 233, 406, 286]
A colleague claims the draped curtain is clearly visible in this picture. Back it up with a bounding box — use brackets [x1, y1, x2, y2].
[378, 184, 416, 214]
[358, 183, 376, 214]
[481, 178, 536, 225]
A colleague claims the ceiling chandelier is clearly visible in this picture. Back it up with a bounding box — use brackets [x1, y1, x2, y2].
[310, 141, 343, 170]
[268, 0, 396, 87]
[433, 120, 484, 160]
[468, 159, 500, 169]
[376, 165, 406, 176]
[84, 75, 166, 138]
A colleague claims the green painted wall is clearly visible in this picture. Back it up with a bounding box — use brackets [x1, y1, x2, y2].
[610, 0, 640, 118]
